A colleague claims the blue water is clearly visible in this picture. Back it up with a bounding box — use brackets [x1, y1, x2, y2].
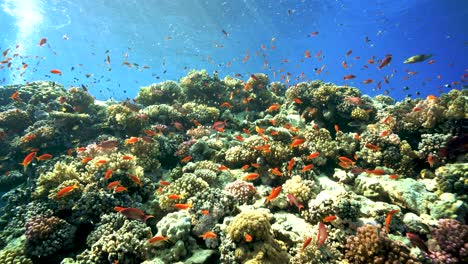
[1, 0, 467, 101]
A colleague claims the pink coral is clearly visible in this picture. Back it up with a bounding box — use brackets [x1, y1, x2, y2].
[429, 219, 468, 263]
[224, 180, 257, 204]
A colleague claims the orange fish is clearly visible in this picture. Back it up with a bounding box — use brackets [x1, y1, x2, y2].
[426, 95, 437, 101]
[426, 154, 435, 167]
[56, 183, 79, 198]
[243, 173, 260, 181]
[338, 156, 354, 165]
[81, 157, 93, 164]
[307, 152, 320, 160]
[266, 103, 281, 112]
[385, 209, 399, 234]
[180, 156, 192, 163]
[174, 203, 192, 210]
[379, 130, 390, 137]
[104, 169, 113, 179]
[122, 155, 133, 160]
[343, 74, 356, 80]
[378, 55, 392, 69]
[240, 164, 250, 170]
[354, 133, 361, 140]
[334, 124, 339, 133]
[293, 98, 303, 104]
[50, 69, 62, 75]
[234, 135, 244, 141]
[244, 233, 253, 242]
[364, 143, 380, 151]
[271, 167, 283, 176]
[114, 207, 153, 223]
[201, 209, 209, 215]
[168, 194, 182, 200]
[107, 181, 121, 190]
[159, 181, 170, 186]
[341, 61, 348, 69]
[125, 137, 139, 144]
[10, 91, 20, 101]
[218, 165, 229, 170]
[304, 50, 311, 58]
[251, 163, 260, 168]
[317, 222, 327, 247]
[38, 38, 47, 46]
[290, 138, 305, 147]
[301, 164, 314, 172]
[362, 79, 373, 84]
[427, 59, 435, 64]
[144, 129, 158, 137]
[147, 235, 169, 244]
[220, 102, 233, 108]
[364, 169, 386, 175]
[287, 158, 295, 172]
[389, 174, 400, 180]
[301, 236, 312, 252]
[36, 154, 53, 161]
[255, 126, 265, 135]
[323, 215, 337, 222]
[338, 161, 352, 169]
[199, 231, 217, 240]
[129, 174, 142, 186]
[114, 186, 128, 193]
[20, 151, 37, 170]
[265, 186, 282, 204]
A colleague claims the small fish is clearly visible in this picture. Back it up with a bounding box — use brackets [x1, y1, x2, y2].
[180, 156, 192, 163]
[129, 174, 142, 186]
[243, 173, 260, 181]
[36, 154, 53, 161]
[104, 169, 113, 179]
[301, 236, 312, 252]
[265, 186, 282, 204]
[114, 207, 153, 223]
[323, 215, 337, 222]
[346, 50, 353, 56]
[20, 151, 37, 171]
[147, 235, 169, 244]
[234, 135, 244, 141]
[38, 38, 47, 46]
[56, 183, 79, 198]
[334, 124, 340, 132]
[338, 156, 355, 165]
[426, 154, 435, 167]
[201, 209, 209, 215]
[307, 152, 320, 160]
[293, 98, 303, 104]
[266, 103, 281, 112]
[301, 164, 314, 172]
[362, 79, 374, 84]
[114, 186, 128, 193]
[167, 194, 182, 200]
[174, 203, 192, 210]
[317, 222, 327, 247]
[385, 209, 399, 234]
[379, 130, 390, 137]
[10, 91, 20, 101]
[389, 174, 400, 180]
[290, 139, 305, 147]
[199, 231, 217, 240]
[364, 169, 386, 175]
[218, 165, 229, 170]
[244, 233, 253, 242]
[406, 233, 429, 253]
[122, 155, 133, 160]
[338, 161, 352, 169]
[50, 69, 62, 75]
[107, 181, 121, 190]
[271, 167, 283, 176]
[125, 137, 139, 144]
[159, 181, 170, 186]
[220, 102, 233, 108]
[341, 61, 348, 68]
[343, 74, 356, 80]
[364, 143, 380, 151]
[287, 193, 304, 212]
[403, 54, 432, 64]
[287, 158, 295, 172]
[378, 55, 392, 69]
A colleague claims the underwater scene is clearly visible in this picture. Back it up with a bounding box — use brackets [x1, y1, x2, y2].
[0, 0, 467, 263]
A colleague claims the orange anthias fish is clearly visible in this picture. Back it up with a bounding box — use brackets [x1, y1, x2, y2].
[125, 137, 139, 144]
[167, 194, 182, 200]
[290, 139, 305, 147]
[265, 186, 282, 204]
[307, 152, 320, 160]
[378, 55, 392, 69]
[426, 154, 435, 167]
[56, 183, 79, 198]
[293, 98, 303, 104]
[38, 38, 47, 46]
[180, 156, 193, 163]
[20, 151, 37, 171]
[323, 215, 337, 222]
[50, 69, 62, 75]
[343, 74, 356, 80]
[81, 157, 93, 164]
[36, 154, 53, 161]
[266, 103, 281, 112]
[129, 174, 142, 186]
[301, 236, 312, 252]
[364, 169, 386, 175]
[147, 235, 169, 244]
[199, 231, 217, 240]
[10, 91, 20, 101]
[385, 209, 399, 234]
[201, 209, 209, 215]
[287, 193, 304, 212]
[301, 164, 314, 172]
[114, 186, 128, 193]
[244, 233, 253, 242]
[104, 169, 113, 179]
[338, 156, 355, 165]
[287, 158, 295, 172]
[365, 143, 380, 151]
[107, 181, 121, 190]
[174, 203, 192, 210]
[122, 155, 133, 160]
[243, 173, 260, 181]
[114, 206, 154, 223]
[271, 167, 283, 176]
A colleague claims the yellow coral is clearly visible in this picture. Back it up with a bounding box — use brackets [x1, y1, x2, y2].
[351, 107, 369, 121]
[283, 176, 314, 204]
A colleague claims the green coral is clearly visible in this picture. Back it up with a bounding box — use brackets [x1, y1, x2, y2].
[136, 81, 182, 106]
[179, 69, 227, 106]
[105, 103, 148, 135]
[126, 140, 161, 172]
[351, 107, 370, 121]
[0, 109, 30, 133]
[158, 173, 209, 211]
[181, 102, 220, 124]
[141, 104, 183, 124]
[435, 163, 468, 202]
[66, 87, 95, 113]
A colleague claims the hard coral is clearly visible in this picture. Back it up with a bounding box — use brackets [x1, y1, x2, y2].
[429, 219, 468, 263]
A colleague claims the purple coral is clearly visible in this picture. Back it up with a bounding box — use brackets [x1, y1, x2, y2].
[224, 180, 257, 204]
[25, 216, 62, 241]
[175, 139, 196, 158]
[429, 219, 468, 263]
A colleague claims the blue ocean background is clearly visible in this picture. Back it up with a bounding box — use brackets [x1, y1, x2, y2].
[0, 0, 467, 101]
